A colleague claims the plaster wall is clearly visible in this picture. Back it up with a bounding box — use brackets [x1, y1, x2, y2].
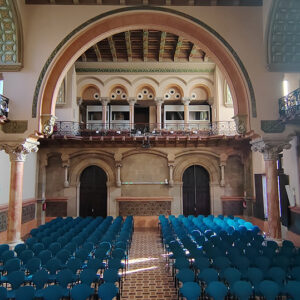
[0, 151, 10, 205]
[0, 3, 288, 141]
[282, 136, 300, 206]
[23, 151, 37, 200]
[284, 73, 300, 94]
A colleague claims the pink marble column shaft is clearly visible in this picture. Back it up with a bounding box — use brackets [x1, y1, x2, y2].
[7, 160, 24, 244]
[265, 159, 281, 239]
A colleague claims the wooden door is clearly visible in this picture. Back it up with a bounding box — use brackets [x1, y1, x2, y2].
[183, 165, 210, 216]
[80, 165, 107, 218]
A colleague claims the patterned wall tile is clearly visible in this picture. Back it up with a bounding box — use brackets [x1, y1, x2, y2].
[119, 201, 171, 216]
[0, 211, 7, 232]
[22, 204, 35, 224]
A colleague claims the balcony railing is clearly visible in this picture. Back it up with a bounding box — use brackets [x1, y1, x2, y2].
[52, 121, 238, 137]
[279, 88, 300, 121]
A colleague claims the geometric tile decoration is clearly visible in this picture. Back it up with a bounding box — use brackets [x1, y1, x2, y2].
[0, 210, 7, 232]
[121, 229, 177, 300]
[119, 201, 171, 216]
[0, 0, 22, 70]
[267, 0, 300, 72]
[22, 203, 35, 224]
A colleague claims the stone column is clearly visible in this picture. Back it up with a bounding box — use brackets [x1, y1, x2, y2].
[128, 98, 136, 130]
[182, 97, 190, 130]
[251, 138, 291, 239]
[1, 139, 39, 244]
[168, 163, 174, 187]
[155, 97, 164, 130]
[114, 152, 122, 188]
[61, 154, 70, 188]
[101, 97, 110, 130]
[219, 153, 227, 187]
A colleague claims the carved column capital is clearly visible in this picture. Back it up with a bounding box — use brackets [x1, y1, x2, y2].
[250, 138, 291, 161]
[128, 97, 137, 106]
[232, 114, 247, 135]
[41, 114, 57, 137]
[61, 153, 70, 167]
[154, 97, 164, 106]
[1, 139, 39, 162]
[219, 153, 228, 165]
[181, 97, 190, 105]
[100, 97, 110, 106]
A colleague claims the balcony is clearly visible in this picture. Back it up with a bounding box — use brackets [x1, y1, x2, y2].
[51, 121, 238, 138]
[279, 88, 300, 123]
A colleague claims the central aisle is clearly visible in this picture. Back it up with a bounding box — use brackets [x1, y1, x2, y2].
[121, 228, 178, 300]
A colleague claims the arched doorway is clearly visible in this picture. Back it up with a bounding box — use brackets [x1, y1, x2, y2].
[80, 165, 107, 218]
[183, 165, 210, 216]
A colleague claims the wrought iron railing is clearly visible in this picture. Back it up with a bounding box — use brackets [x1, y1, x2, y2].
[52, 121, 238, 137]
[279, 87, 300, 120]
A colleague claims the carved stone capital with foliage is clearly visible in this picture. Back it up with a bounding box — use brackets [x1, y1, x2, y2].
[1, 139, 39, 162]
[41, 114, 57, 137]
[250, 137, 291, 161]
[232, 114, 247, 135]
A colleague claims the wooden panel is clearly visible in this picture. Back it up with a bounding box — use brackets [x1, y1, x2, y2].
[254, 174, 265, 220]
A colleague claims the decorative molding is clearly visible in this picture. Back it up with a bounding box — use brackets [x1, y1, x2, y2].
[32, 6, 256, 118]
[41, 114, 57, 136]
[1, 120, 28, 133]
[250, 137, 291, 161]
[0, 0, 23, 71]
[75, 67, 215, 73]
[0, 138, 39, 162]
[261, 120, 285, 133]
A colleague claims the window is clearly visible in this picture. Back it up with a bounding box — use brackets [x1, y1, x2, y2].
[224, 83, 233, 106]
[56, 79, 65, 105]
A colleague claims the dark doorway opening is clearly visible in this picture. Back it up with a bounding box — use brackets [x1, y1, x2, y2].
[183, 165, 210, 216]
[80, 165, 107, 218]
[135, 106, 149, 132]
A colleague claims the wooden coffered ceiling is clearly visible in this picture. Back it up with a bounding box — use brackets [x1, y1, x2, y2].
[25, 0, 262, 6]
[77, 30, 207, 63]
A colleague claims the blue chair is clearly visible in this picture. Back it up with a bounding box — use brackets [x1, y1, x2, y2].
[291, 266, 300, 281]
[222, 267, 242, 291]
[6, 270, 25, 299]
[206, 281, 228, 300]
[31, 242, 45, 256]
[193, 257, 210, 273]
[80, 268, 98, 286]
[86, 258, 105, 273]
[0, 287, 7, 300]
[102, 268, 122, 292]
[41, 285, 64, 300]
[245, 267, 263, 294]
[70, 283, 94, 300]
[32, 269, 49, 298]
[19, 249, 34, 265]
[259, 280, 280, 300]
[254, 255, 271, 272]
[25, 257, 42, 281]
[38, 249, 52, 266]
[285, 280, 300, 300]
[46, 257, 61, 282]
[14, 243, 27, 257]
[176, 268, 195, 289]
[266, 266, 286, 291]
[197, 268, 219, 286]
[179, 281, 201, 300]
[98, 282, 119, 300]
[232, 280, 253, 300]
[15, 285, 35, 300]
[56, 268, 74, 298]
[56, 249, 71, 265]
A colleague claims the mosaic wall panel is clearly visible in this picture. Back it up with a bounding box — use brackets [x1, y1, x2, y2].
[0, 211, 7, 232]
[119, 201, 171, 216]
[268, 0, 300, 71]
[22, 204, 35, 224]
[46, 202, 67, 217]
[0, 0, 21, 69]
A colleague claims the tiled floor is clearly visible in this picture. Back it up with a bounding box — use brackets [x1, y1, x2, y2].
[121, 228, 178, 300]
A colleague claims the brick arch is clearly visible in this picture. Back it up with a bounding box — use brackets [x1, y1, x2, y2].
[34, 7, 255, 132]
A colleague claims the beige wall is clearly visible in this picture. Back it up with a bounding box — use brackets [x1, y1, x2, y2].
[0, 151, 10, 205]
[23, 151, 37, 200]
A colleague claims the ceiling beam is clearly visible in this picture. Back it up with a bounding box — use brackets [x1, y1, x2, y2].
[81, 53, 87, 62]
[108, 36, 117, 62]
[125, 31, 132, 62]
[143, 30, 149, 62]
[93, 44, 102, 62]
[189, 44, 197, 62]
[159, 32, 167, 62]
[174, 36, 184, 62]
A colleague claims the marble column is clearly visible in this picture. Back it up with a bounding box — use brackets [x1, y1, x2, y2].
[1, 139, 39, 244]
[155, 97, 164, 130]
[182, 97, 190, 130]
[116, 163, 122, 187]
[61, 154, 70, 188]
[219, 153, 227, 187]
[128, 98, 136, 130]
[168, 163, 174, 187]
[101, 97, 110, 130]
[251, 138, 291, 239]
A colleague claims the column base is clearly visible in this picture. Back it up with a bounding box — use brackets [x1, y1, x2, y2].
[7, 239, 25, 248]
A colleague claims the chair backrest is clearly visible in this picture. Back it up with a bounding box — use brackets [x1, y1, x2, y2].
[7, 270, 25, 290]
[223, 267, 242, 287]
[80, 268, 97, 285]
[285, 280, 300, 300]
[32, 269, 49, 290]
[46, 257, 62, 274]
[0, 287, 7, 300]
[70, 284, 93, 300]
[259, 280, 280, 300]
[179, 282, 201, 300]
[14, 243, 27, 256]
[176, 268, 195, 283]
[198, 268, 219, 284]
[98, 282, 118, 300]
[245, 267, 264, 286]
[38, 249, 52, 265]
[19, 249, 34, 265]
[103, 269, 120, 284]
[87, 258, 104, 272]
[15, 285, 35, 300]
[4, 257, 21, 274]
[26, 257, 42, 274]
[66, 257, 82, 274]
[206, 281, 228, 300]
[291, 266, 300, 281]
[267, 267, 286, 285]
[232, 280, 253, 300]
[57, 268, 74, 288]
[42, 285, 64, 300]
